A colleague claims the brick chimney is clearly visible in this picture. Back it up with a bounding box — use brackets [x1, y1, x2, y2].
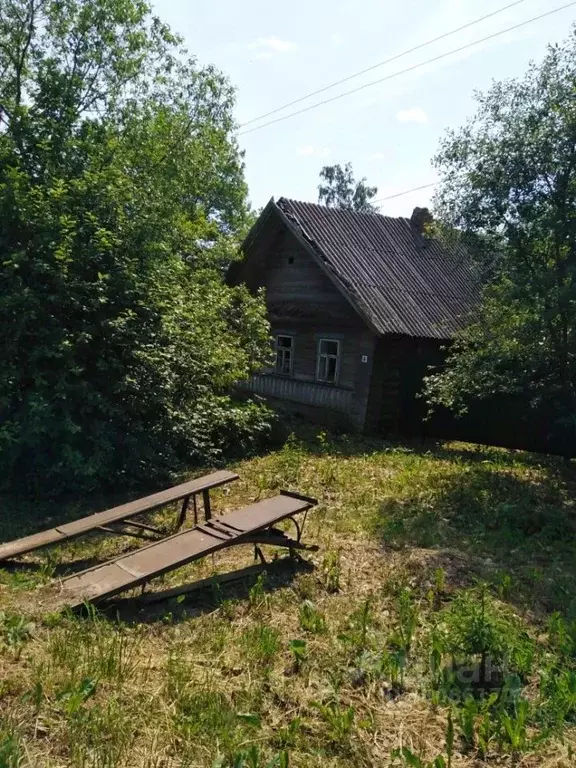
[410, 206, 433, 235]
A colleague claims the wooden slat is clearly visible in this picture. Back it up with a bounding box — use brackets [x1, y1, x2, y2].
[0, 529, 67, 563]
[58, 493, 317, 607]
[0, 470, 239, 563]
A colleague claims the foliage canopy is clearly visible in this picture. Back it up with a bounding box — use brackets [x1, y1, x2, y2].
[318, 162, 378, 213]
[0, 0, 272, 493]
[426, 33, 576, 450]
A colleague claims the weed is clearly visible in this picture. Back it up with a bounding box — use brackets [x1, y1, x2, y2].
[547, 612, 576, 659]
[0, 725, 22, 768]
[1, 434, 575, 766]
[241, 624, 281, 669]
[445, 709, 454, 767]
[495, 571, 513, 600]
[55, 677, 97, 716]
[298, 600, 327, 635]
[390, 746, 448, 767]
[220, 597, 238, 621]
[249, 573, 269, 613]
[0, 612, 34, 660]
[428, 568, 447, 610]
[213, 745, 289, 767]
[455, 695, 498, 755]
[500, 697, 531, 754]
[173, 688, 238, 745]
[21, 680, 44, 713]
[311, 700, 355, 746]
[287, 639, 307, 674]
[271, 434, 305, 488]
[434, 568, 446, 595]
[273, 718, 303, 750]
[338, 596, 374, 653]
[436, 586, 535, 697]
[390, 588, 419, 655]
[380, 648, 407, 693]
[68, 697, 134, 768]
[46, 613, 142, 685]
[322, 550, 341, 593]
[537, 666, 576, 731]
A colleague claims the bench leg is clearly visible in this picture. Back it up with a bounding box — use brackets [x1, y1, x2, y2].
[193, 494, 198, 526]
[287, 513, 305, 543]
[203, 489, 211, 521]
[177, 496, 190, 529]
[254, 545, 266, 565]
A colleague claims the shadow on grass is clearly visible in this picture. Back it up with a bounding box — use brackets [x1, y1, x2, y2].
[373, 460, 576, 617]
[280, 414, 567, 469]
[2, 556, 114, 577]
[93, 555, 315, 625]
[0, 489, 146, 544]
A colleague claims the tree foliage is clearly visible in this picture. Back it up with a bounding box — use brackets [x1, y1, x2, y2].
[0, 0, 272, 494]
[425, 32, 576, 447]
[318, 162, 378, 212]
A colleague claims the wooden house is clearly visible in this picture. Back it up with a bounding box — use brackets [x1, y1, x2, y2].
[228, 197, 478, 434]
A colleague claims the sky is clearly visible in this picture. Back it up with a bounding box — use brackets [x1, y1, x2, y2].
[152, 0, 576, 217]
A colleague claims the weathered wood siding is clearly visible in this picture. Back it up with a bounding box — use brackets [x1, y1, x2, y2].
[363, 337, 404, 432]
[244, 374, 355, 414]
[238, 224, 378, 430]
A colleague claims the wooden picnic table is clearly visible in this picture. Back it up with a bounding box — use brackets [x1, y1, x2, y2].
[57, 490, 318, 608]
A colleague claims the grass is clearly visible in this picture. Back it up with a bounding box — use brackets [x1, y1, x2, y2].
[0, 427, 575, 766]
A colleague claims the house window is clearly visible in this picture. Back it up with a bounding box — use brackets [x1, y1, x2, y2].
[316, 339, 340, 384]
[275, 335, 294, 376]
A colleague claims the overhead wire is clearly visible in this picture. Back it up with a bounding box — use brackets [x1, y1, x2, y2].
[240, 0, 532, 128]
[373, 182, 439, 206]
[238, 1, 576, 136]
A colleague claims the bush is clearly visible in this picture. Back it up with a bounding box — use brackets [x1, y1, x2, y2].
[0, 0, 273, 495]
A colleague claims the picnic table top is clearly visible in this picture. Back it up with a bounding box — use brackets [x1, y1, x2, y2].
[0, 469, 239, 563]
[58, 491, 317, 607]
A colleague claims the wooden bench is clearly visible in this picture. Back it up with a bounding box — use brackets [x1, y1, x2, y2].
[0, 470, 238, 563]
[57, 491, 318, 608]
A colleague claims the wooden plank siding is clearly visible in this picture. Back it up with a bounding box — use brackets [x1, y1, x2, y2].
[243, 374, 355, 414]
[263, 229, 363, 327]
[237, 225, 379, 430]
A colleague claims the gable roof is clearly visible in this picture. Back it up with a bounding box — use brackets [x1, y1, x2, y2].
[259, 197, 479, 340]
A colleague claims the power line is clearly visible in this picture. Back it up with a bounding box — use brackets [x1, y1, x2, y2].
[373, 182, 439, 205]
[238, 1, 576, 136]
[240, 0, 531, 129]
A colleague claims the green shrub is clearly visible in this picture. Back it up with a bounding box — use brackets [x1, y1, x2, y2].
[434, 587, 535, 697]
[0, 0, 273, 495]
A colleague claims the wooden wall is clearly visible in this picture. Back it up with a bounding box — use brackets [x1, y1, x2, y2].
[239, 222, 378, 430]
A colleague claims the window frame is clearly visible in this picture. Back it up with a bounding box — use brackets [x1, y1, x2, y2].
[316, 337, 341, 385]
[275, 334, 295, 377]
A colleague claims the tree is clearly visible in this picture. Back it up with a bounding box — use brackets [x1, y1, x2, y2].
[318, 162, 378, 212]
[424, 32, 576, 449]
[0, 0, 272, 494]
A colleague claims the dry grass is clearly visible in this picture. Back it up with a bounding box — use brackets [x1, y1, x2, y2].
[0, 429, 575, 767]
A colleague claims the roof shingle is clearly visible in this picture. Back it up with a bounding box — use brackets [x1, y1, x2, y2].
[276, 197, 479, 340]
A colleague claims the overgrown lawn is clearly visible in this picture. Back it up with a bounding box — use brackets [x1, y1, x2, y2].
[0, 431, 575, 766]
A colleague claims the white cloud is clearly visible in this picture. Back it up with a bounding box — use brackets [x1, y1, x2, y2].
[248, 36, 297, 53]
[396, 107, 429, 123]
[370, 152, 386, 161]
[296, 145, 330, 158]
[331, 34, 342, 45]
[255, 52, 272, 60]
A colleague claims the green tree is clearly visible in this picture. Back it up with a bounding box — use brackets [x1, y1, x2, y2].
[0, 0, 272, 494]
[425, 33, 576, 450]
[318, 162, 378, 212]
